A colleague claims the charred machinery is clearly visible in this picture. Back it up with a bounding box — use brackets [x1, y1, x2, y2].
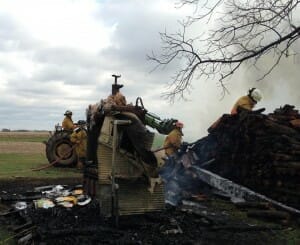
[83, 75, 178, 217]
[44, 77, 177, 168]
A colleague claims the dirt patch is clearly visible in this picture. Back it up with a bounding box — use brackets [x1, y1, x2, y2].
[0, 142, 45, 154]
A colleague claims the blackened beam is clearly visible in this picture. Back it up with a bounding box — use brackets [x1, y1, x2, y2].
[191, 165, 300, 215]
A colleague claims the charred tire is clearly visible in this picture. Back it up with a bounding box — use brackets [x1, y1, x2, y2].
[46, 132, 77, 167]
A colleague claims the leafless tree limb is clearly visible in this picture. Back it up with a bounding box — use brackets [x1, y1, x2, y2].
[148, 0, 300, 101]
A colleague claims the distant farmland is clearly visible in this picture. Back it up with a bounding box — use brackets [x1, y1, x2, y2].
[0, 131, 81, 179]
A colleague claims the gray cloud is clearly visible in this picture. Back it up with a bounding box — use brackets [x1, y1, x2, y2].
[0, 0, 299, 142]
[0, 14, 41, 52]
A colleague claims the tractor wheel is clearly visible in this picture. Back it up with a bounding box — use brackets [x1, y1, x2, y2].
[45, 132, 77, 167]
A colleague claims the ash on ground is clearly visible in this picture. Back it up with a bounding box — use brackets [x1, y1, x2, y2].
[0, 183, 290, 245]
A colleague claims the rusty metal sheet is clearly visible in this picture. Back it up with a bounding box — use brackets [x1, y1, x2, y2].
[96, 116, 164, 216]
[97, 144, 145, 184]
[97, 181, 164, 216]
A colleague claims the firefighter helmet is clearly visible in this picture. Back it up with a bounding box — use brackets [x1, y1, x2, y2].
[64, 110, 73, 116]
[77, 120, 86, 125]
[248, 88, 262, 103]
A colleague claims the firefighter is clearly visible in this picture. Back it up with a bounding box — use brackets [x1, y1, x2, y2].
[163, 121, 184, 157]
[208, 88, 263, 132]
[62, 110, 75, 131]
[231, 88, 263, 115]
[70, 120, 87, 170]
[207, 88, 265, 133]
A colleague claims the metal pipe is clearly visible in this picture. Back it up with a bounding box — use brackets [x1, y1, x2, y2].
[191, 165, 300, 215]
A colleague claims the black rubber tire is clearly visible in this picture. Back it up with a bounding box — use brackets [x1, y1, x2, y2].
[45, 131, 77, 167]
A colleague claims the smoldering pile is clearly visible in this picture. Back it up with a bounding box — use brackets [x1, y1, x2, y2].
[0, 184, 130, 244]
[161, 105, 300, 209]
[1, 186, 282, 245]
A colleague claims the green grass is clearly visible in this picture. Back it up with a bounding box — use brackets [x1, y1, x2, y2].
[0, 153, 81, 179]
[0, 228, 15, 244]
[0, 131, 165, 179]
[0, 131, 49, 143]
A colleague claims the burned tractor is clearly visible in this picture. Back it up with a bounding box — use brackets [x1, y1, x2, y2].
[83, 75, 179, 217]
[44, 74, 178, 217]
[45, 76, 175, 169]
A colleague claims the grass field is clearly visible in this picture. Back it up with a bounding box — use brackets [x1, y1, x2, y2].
[0, 132, 82, 180]
[0, 132, 82, 242]
[0, 131, 165, 180]
[0, 131, 49, 142]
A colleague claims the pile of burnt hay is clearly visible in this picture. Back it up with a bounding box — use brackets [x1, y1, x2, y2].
[175, 105, 300, 209]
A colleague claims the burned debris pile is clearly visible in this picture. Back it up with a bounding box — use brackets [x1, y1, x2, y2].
[163, 105, 300, 209]
[0, 185, 101, 243]
[0, 187, 284, 244]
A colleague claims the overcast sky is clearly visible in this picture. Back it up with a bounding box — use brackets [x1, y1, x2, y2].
[0, 0, 299, 142]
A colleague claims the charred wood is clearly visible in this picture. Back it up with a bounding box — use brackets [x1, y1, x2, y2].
[247, 210, 290, 221]
[17, 233, 33, 244]
[210, 224, 283, 232]
[235, 202, 271, 210]
[12, 221, 33, 233]
[162, 105, 300, 211]
[268, 153, 300, 161]
[38, 226, 124, 238]
[273, 162, 300, 169]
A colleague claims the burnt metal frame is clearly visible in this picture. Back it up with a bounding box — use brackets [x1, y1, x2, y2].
[111, 119, 132, 227]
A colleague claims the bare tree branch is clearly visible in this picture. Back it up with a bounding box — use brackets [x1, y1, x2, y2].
[148, 0, 300, 101]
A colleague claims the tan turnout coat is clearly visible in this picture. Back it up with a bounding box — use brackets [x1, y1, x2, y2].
[163, 128, 183, 156]
[62, 116, 74, 131]
[70, 128, 87, 158]
[231, 95, 256, 115]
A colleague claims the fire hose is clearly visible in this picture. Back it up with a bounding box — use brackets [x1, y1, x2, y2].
[152, 145, 172, 153]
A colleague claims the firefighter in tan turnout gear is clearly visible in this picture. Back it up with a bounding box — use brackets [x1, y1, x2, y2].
[163, 121, 184, 157]
[62, 110, 75, 131]
[70, 120, 87, 170]
[231, 88, 263, 115]
[209, 88, 263, 132]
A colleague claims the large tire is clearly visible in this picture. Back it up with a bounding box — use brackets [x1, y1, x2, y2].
[46, 131, 77, 167]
